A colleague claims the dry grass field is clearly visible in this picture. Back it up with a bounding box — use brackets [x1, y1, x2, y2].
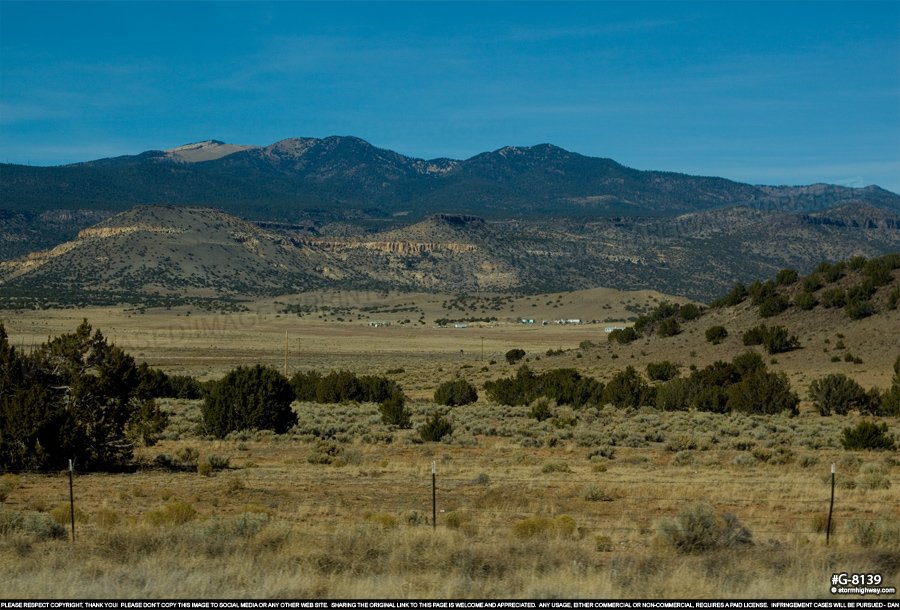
[1, 287, 899, 599]
[0, 288, 685, 392]
[3, 284, 897, 397]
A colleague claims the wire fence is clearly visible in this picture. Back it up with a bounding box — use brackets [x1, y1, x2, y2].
[2, 464, 897, 544]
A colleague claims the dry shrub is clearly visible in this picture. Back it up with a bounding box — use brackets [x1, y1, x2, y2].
[0, 474, 19, 502]
[798, 455, 819, 468]
[587, 446, 616, 461]
[658, 504, 752, 554]
[443, 510, 468, 530]
[848, 518, 900, 547]
[591, 461, 608, 473]
[670, 451, 694, 467]
[366, 513, 398, 530]
[146, 501, 197, 526]
[595, 535, 613, 552]
[731, 453, 757, 468]
[666, 435, 698, 452]
[24, 496, 49, 513]
[94, 508, 121, 528]
[155, 446, 200, 471]
[512, 515, 578, 540]
[445, 511, 478, 536]
[404, 511, 427, 526]
[305, 441, 362, 466]
[0, 507, 66, 541]
[556, 515, 577, 538]
[512, 516, 556, 539]
[582, 485, 613, 502]
[226, 512, 271, 538]
[248, 520, 291, 555]
[766, 447, 794, 465]
[471, 472, 490, 486]
[541, 460, 570, 474]
[857, 463, 892, 490]
[49, 503, 87, 526]
[205, 454, 230, 470]
[0, 507, 23, 536]
[192, 512, 274, 557]
[751, 448, 773, 463]
[225, 478, 245, 493]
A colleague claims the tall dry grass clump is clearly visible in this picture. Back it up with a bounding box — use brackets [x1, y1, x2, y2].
[0, 474, 19, 502]
[2, 507, 897, 598]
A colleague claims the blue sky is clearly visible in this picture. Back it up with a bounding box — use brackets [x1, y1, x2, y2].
[1, 1, 898, 192]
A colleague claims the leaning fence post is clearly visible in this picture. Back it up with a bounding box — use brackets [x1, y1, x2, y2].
[826, 463, 835, 545]
[68, 459, 76, 543]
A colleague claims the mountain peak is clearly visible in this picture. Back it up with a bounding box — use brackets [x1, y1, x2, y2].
[167, 139, 225, 150]
[265, 136, 379, 155]
[165, 140, 257, 163]
[264, 138, 320, 157]
[492, 143, 572, 157]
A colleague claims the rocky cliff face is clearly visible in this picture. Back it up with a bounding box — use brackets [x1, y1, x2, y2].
[312, 239, 478, 256]
[77, 225, 187, 239]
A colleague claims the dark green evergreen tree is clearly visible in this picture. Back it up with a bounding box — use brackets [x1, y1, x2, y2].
[0, 321, 166, 471]
[203, 365, 296, 438]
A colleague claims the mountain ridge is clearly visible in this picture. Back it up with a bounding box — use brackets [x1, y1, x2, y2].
[2, 204, 898, 306]
[3, 136, 897, 222]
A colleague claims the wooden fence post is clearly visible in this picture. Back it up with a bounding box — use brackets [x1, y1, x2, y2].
[68, 459, 76, 543]
[826, 463, 835, 545]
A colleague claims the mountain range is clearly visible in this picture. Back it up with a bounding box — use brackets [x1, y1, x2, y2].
[3, 136, 898, 220]
[1, 136, 898, 303]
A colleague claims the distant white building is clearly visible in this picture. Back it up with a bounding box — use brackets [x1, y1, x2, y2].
[604, 326, 626, 333]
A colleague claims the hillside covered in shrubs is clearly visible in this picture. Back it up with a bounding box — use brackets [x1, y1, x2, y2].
[607, 252, 900, 347]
